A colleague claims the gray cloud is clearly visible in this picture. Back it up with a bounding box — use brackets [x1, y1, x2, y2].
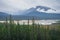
[0, 0, 60, 14]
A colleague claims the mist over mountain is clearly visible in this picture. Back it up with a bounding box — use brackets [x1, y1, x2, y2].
[0, 6, 60, 20]
[17, 6, 57, 15]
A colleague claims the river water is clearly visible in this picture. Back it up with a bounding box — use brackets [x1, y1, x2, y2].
[0, 20, 59, 25]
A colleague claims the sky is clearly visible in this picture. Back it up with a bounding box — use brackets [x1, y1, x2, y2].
[0, 0, 60, 14]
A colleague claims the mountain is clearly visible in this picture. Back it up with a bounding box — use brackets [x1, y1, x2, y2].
[35, 6, 56, 11]
[0, 6, 60, 20]
[12, 6, 60, 20]
[0, 12, 9, 20]
[23, 11, 60, 20]
[13, 11, 60, 20]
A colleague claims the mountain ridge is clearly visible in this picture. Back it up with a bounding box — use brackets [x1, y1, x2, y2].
[0, 6, 60, 20]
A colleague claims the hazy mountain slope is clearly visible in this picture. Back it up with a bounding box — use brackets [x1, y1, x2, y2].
[13, 6, 60, 20]
[0, 6, 60, 20]
[0, 12, 9, 20]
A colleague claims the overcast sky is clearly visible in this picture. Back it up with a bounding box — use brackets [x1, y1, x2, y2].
[0, 0, 60, 14]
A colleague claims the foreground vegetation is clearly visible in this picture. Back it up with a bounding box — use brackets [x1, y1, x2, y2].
[0, 16, 60, 40]
[0, 22, 60, 40]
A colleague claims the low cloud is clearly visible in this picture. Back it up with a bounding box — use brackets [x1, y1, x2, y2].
[0, 0, 60, 14]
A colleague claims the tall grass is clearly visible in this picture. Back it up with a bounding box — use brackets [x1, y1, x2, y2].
[0, 15, 60, 40]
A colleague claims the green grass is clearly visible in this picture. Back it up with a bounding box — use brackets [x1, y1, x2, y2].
[0, 15, 60, 40]
[0, 22, 60, 40]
